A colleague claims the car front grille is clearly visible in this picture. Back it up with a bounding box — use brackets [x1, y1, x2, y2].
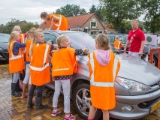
[138, 97, 160, 109]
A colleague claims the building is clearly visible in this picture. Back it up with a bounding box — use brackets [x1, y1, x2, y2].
[67, 13, 105, 34]
[39, 13, 116, 34]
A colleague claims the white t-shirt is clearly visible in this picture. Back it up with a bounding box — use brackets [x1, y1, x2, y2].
[157, 36, 160, 44]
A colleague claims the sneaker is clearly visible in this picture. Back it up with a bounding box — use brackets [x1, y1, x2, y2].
[51, 109, 62, 116]
[64, 114, 76, 120]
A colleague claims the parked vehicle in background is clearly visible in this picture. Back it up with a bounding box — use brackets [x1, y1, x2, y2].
[0, 33, 9, 61]
[44, 30, 160, 120]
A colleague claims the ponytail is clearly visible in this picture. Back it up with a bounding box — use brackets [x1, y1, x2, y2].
[8, 31, 20, 50]
[29, 29, 43, 57]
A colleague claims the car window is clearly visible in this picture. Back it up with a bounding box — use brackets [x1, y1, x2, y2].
[61, 32, 95, 52]
[44, 34, 57, 44]
[0, 34, 9, 42]
[119, 36, 127, 44]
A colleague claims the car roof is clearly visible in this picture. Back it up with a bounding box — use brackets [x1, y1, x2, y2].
[0, 33, 10, 36]
[43, 30, 77, 34]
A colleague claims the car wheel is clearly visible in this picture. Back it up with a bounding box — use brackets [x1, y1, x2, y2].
[72, 83, 102, 120]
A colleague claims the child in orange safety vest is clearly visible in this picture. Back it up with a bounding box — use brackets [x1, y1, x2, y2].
[27, 29, 57, 110]
[8, 31, 26, 97]
[21, 27, 37, 99]
[113, 36, 123, 50]
[12, 25, 26, 91]
[40, 12, 68, 30]
[51, 35, 88, 120]
[88, 34, 120, 120]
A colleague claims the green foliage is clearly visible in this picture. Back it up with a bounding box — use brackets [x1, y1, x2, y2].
[0, 19, 39, 34]
[141, 0, 160, 33]
[89, 5, 97, 13]
[55, 4, 87, 17]
[99, 0, 142, 30]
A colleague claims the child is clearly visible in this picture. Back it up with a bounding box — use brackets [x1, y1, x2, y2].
[28, 29, 55, 109]
[51, 35, 88, 120]
[40, 12, 68, 30]
[113, 36, 123, 50]
[87, 34, 120, 120]
[21, 27, 37, 98]
[12, 25, 26, 90]
[8, 31, 26, 97]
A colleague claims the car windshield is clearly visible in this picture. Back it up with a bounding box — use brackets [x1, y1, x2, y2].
[61, 32, 96, 53]
[0, 34, 9, 43]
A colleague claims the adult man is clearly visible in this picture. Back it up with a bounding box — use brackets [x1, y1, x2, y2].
[124, 20, 145, 58]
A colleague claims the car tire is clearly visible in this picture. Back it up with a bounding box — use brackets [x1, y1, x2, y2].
[72, 83, 102, 120]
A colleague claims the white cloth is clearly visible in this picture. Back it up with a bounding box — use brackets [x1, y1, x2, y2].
[52, 80, 70, 113]
[23, 64, 30, 84]
[157, 36, 160, 44]
[128, 51, 140, 58]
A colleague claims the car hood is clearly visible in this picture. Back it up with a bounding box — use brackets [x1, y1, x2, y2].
[82, 53, 160, 86]
[0, 42, 8, 50]
[116, 53, 160, 86]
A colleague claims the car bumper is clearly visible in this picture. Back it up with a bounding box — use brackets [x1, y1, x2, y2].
[109, 88, 160, 119]
[0, 51, 8, 61]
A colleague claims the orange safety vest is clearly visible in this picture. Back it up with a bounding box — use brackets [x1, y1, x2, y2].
[45, 14, 68, 30]
[20, 34, 26, 43]
[114, 39, 123, 50]
[25, 39, 32, 62]
[88, 51, 120, 110]
[8, 40, 25, 73]
[30, 43, 50, 86]
[51, 48, 77, 77]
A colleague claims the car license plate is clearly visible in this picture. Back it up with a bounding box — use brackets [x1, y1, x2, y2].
[151, 100, 160, 113]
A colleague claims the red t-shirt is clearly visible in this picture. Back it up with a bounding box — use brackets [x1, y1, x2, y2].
[128, 28, 145, 52]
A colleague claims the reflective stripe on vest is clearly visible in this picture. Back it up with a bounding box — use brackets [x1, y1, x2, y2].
[9, 42, 23, 61]
[53, 68, 69, 71]
[89, 52, 119, 87]
[55, 15, 62, 30]
[30, 44, 49, 71]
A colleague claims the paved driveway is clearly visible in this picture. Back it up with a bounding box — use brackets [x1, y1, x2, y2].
[0, 63, 160, 120]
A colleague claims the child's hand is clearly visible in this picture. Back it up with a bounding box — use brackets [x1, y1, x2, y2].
[53, 44, 58, 49]
[47, 40, 52, 45]
[82, 48, 89, 54]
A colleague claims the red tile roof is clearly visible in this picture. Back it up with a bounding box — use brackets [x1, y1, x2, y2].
[66, 13, 94, 28]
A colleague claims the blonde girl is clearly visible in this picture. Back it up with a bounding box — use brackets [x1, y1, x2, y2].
[28, 29, 54, 109]
[21, 27, 37, 98]
[88, 34, 120, 120]
[8, 31, 26, 97]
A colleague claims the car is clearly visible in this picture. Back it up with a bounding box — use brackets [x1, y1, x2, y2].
[44, 30, 160, 120]
[0, 33, 9, 61]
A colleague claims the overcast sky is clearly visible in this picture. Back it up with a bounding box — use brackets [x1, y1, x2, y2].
[0, 0, 144, 25]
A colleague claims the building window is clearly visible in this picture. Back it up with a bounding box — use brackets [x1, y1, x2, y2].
[91, 22, 96, 29]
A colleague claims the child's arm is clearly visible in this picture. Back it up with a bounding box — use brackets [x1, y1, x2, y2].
[75, 48, 89, 56]
[13, 42, 26, 55]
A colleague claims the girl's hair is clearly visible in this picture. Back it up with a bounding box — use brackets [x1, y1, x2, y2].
[56, 35, 69, 47]
[95, 34, 110, 50]
[8, 31, 20, 49]
[27, 27, 37, 39]
[29, 29, 43, 57]
[40, 12, 48, 18]
[12, 25, 22, 33]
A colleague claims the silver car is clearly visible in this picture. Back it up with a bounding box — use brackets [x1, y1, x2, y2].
[44, 30, 160, 120]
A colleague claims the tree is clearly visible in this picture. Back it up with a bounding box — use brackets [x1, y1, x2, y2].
[0, 19, 39, 34]
[99, 0, 143, 30]
[89, 4, 97, 13]
[55, 4, 87, 17]
[141, 0, 160, 33]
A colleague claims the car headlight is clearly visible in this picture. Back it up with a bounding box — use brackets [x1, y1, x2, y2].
[117, 77, 151, 92]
